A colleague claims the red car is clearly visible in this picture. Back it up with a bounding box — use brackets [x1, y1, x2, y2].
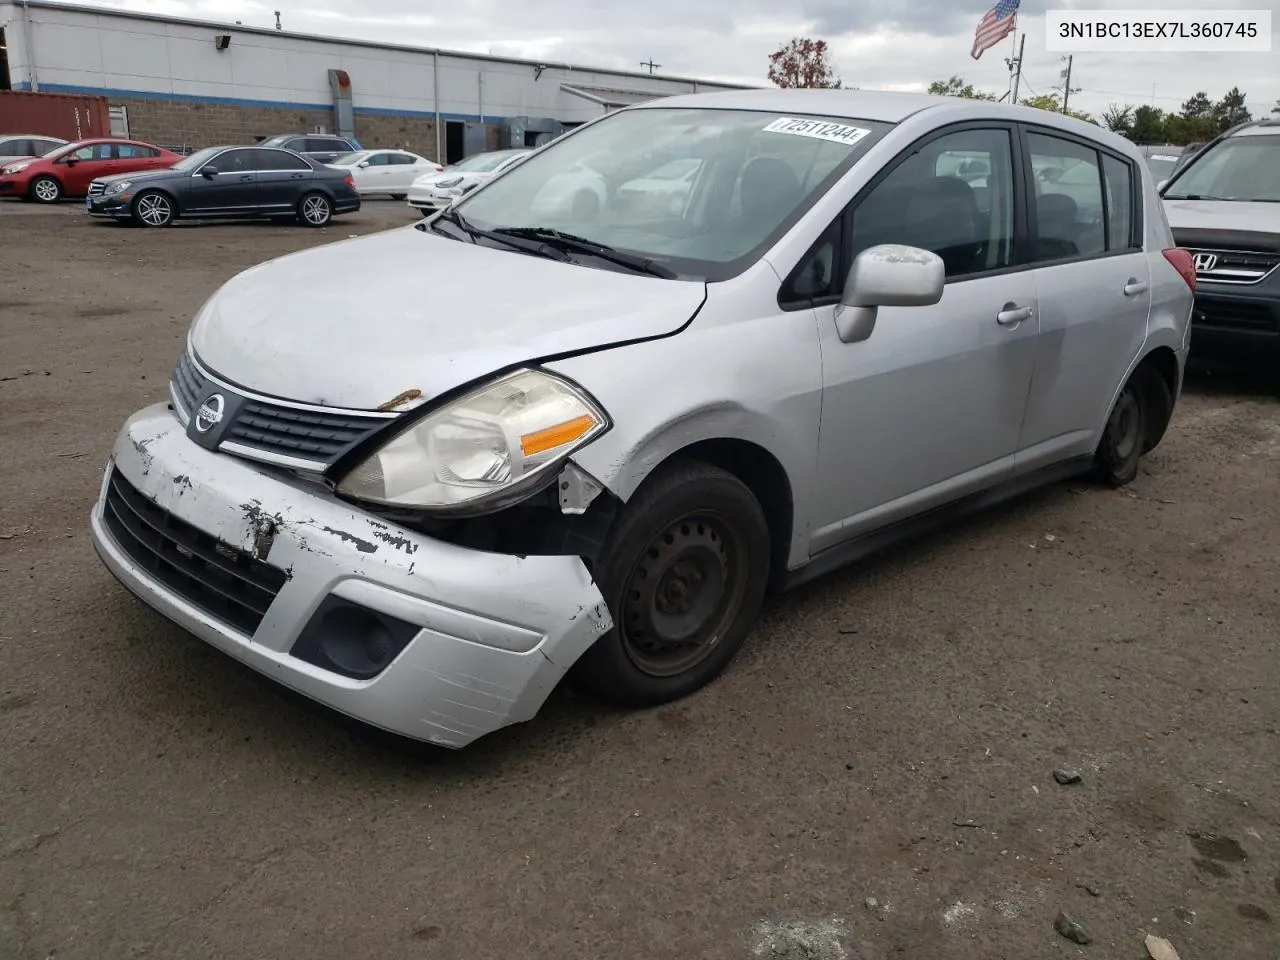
[0, 138, 182, 203]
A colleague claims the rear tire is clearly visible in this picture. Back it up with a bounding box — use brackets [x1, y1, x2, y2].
[1094, 364, 1168, 486]
[572, 460, 771, 707]
[297, 192, 333, 227]
[29, 176, 62, 203]
[131, 190, 174, 227]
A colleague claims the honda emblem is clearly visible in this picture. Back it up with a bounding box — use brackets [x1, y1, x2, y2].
[1192, 252, 1218, 273]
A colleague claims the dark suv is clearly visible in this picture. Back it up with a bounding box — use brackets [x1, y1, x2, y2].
[258, 134, 359, 164]
[1159, 119, 1280, 355]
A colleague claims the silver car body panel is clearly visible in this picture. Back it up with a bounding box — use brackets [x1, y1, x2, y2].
[90, 405, 612, 748]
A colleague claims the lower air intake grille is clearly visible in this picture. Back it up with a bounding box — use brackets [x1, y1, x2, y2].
[102, 467, 287, 635]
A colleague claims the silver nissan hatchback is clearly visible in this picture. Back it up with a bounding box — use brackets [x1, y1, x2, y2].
[91, 90, 1196, 748]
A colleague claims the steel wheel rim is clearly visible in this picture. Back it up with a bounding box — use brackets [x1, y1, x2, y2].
[137, 194, 170, 225]
[303, 196, 330, 224]
[34, 179, 58, 201]
[619, 510, 747, 678]
[1109, 390, 1141, 462]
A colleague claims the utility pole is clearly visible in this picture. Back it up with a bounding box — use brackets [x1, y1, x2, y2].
[640, 59, 661, 74]
[1005, 33, 1026, 105]
[1059, 55, 1080, 113]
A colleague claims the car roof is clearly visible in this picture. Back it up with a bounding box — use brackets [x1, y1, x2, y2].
[630, 89, 1139, 147]
[0, 133, 67, 140]
[1227, 119, 1280, 138]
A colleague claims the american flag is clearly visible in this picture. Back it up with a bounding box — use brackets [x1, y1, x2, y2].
[971, 0, 1019, 60]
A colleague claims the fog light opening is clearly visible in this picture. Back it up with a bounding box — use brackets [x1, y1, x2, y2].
[290, 595, 419, 680]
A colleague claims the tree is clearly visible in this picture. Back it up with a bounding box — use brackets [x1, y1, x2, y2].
[1180, 91, 1213, 120]
[928, 76, 997, 101]
[1102, 103, 1133, 134]
[768, 38, 841, 89]
[1273, 98, 1280, 115]
[1130, 105, 1167, 142]
[1212, 87, 1251, 132]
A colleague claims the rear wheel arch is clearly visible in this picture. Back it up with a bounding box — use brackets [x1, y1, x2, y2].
[1132, 347, 1179, 452]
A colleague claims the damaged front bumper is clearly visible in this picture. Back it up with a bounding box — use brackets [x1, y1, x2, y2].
[89, 403, 613, 748]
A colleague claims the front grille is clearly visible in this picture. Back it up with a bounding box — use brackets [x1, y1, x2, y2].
[1188, 248, 1280, 285]
[87, 182, 106, 197]
[169, 349, 389, 467]
[226, 402, 386, 460]
[170, 349, 207, 421]
[102, 467, 288, 635]
[1193, 297, 1279, 334]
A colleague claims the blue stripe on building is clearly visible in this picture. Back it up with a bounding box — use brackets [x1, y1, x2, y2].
[10, 82, 505, 124]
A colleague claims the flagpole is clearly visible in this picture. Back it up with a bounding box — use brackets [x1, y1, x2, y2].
[1011, 31, 1025, 105]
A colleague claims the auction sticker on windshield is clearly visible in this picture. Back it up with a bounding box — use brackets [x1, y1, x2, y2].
[762, 117, 871, 146]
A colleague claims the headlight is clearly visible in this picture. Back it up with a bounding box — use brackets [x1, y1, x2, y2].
[337, 369, 609, 512]
[103, 180, 131, 195]
[436, 176, 463, 188]
[4, 162, 30, 174]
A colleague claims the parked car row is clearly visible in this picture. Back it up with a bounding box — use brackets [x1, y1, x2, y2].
[0, 132, 449, 227]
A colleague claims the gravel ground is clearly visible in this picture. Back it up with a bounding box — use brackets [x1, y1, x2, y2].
[2, 201, 1278, 960]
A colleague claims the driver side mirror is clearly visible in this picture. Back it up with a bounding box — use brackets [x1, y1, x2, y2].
[357, 160, 370, 168]
[1156, 178, 1169, 193]
[199, 165, 219, 178]
[834, 244, 945, 344]
[64, 156, 80, 166]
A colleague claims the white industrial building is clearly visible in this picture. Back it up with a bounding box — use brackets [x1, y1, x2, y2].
[0, 0, 752, 160]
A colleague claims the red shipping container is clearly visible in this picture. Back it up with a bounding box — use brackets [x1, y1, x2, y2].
[0, 90, 111, 140]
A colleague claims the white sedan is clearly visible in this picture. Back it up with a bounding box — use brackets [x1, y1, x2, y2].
[406, 148, 532, 214]
[327, 150, 443, 198]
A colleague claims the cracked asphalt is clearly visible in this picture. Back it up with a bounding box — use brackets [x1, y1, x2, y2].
[2, 202, 1278, 960]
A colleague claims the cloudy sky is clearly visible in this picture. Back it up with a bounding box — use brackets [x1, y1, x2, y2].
[79, 0, 1279, 117]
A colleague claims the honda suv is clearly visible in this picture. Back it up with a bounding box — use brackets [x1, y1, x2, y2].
[1159, 119, 1280, 354]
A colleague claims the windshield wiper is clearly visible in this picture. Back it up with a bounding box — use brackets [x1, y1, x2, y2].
[490, 227, 677, 279]
[1170, 194, 1235, 201]
[424, 208, 571, 261]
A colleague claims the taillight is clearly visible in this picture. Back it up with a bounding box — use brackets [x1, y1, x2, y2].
[1163, 248, 1196, 292]
[343, 174, 355, 188]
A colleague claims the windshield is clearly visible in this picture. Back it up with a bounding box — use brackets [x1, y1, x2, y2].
[454, 151, 526, 173]
[171, 147, 224, 172]
[453, 108, 888, 280]
[330, 151, 367, 165]
[42, 142, 69, 158]
[1163, 135, 1280, 201]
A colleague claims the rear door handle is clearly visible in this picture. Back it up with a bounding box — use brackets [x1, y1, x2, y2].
[1123, 278, 1149, 296]
[996, 303, 1033, 326]
[238, 175, 253, 182]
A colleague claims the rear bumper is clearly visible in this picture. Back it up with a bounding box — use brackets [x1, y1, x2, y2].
[90, 403, 613, 747]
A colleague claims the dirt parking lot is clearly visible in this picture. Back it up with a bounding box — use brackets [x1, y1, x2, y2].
[1, 200, 1278, 960]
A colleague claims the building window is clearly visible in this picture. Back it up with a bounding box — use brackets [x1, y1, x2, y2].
[109, 105, 130, 138]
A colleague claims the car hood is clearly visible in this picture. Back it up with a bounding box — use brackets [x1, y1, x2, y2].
[189, 225, 706, 410]
[1162, 198, 1280, 233]
[413, 171, 485, 188]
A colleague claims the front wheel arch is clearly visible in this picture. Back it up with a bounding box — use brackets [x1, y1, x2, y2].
[131, 189, 178, 226]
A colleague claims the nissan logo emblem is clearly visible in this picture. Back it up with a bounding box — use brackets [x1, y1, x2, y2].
[195, 394, 225, 433]
[1192, 253, 1217, 273]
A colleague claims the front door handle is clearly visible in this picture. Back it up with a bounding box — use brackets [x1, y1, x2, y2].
[1123, 278, 1149, 296]
[238, 175, 254, 182]
[996, 303, 1033, 326]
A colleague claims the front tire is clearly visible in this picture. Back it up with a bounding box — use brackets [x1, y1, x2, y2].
[132, 190, 174, 227]
[298, 192, 333, 227]
[29, 176, 62, 203]
[573, 460, 771, 707]
[1094, 364, 1169, 486]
